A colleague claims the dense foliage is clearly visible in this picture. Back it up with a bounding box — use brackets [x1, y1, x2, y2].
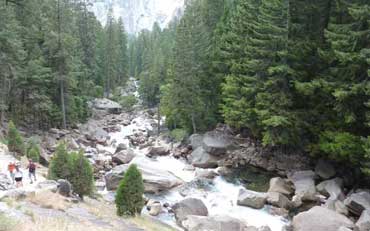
[115, 164, 145, 216]
[68, 151, 94, 198]
[26, 138, 41, 162]
[7, 120, 24, 155]
[130, 0, 370, 174]
[48, 143, 94, 198]
[0, 0, 128, 129]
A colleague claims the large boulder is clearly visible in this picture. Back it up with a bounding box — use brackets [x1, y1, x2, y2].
[292, 206, 355, 231]
[202, 133, 233, 156]
[146, 146, 170, 157]
[105, 163, 183, 193]
[237, 189, 267, 209]
[268, 177, 294, 196]
[344, 191, 370, 216]
[57, 179, 72, 197]
[181, 215, 248, 231]
[190, 147, 220, 168]
[189, 134, 204, 150]
[114, 143, 127, 154]
[266, 192, 292, 209]
[80, 122, 108, 142]
[315, 159, 336, 180]
[173, 198, 208, 224]
[112, 149, 135, 165]
[148, 202, 162, 216]
[91, 98, 122, 114]
[356, 210, 370, 231]
[288, 171, 317, 201]
[316, 177, 344, 200]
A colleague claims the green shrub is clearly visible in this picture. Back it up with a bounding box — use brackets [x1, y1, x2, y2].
[118, 95, 138, 111]
[318, 131, 364, 164]
[48, 143, 71, 180]
[48, 144, 94, 198]
[26, 138, 41, 162]
[69, 151, 94, 198]
[115, 164, 144, 216]
[7, 120, 25, 155]
[170, 129, 188, 142]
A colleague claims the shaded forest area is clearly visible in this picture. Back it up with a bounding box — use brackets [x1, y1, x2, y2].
[130, 0, 370, 174]
[0, 0, 129, 129]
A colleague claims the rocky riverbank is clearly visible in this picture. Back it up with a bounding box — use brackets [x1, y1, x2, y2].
[1, 77, 369, 231]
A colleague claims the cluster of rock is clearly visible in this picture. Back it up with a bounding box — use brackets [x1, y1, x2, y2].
[231, 159, 370, 231]
[145, 197, 271, 231]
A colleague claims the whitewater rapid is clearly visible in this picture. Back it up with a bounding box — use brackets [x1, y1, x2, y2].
[98, 114, 287, 231]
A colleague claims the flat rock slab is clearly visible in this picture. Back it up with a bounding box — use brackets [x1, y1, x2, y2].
[292, 206, 354, 231]
[344, 191, 370, 216]
[288, 170, 317, 201]
[182, 215, 248, 231]
[237, 189, 267, 209]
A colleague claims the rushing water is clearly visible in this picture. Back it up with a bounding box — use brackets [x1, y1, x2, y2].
[97, 111, 288, 231]
[97, 78, 287, 230]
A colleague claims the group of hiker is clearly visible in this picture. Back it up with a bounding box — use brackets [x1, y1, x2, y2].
[7, 160, 37, 188]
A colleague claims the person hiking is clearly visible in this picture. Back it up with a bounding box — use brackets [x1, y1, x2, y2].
[14, 165, 23, 188]
[27, 160, 37, 184]
[7, 162, 15, 184]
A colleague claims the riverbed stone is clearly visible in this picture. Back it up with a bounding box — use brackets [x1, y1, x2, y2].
[237, 189, 267, 209]
[112, 149, 135, 165]
[266, 192, 292, 209]
[316, 177, 344, 200]
[194, 169, 219, 179]
[315, 159, 336, 179]
[344, 191, 370, 216]
[189, 134, 204, 150]
[356, 209, 370, 231]
[148, 202, 162, 216]
[181, 215, 247, 231]
[190, 147, 220, 168]
[146, 146, 170, 157]
[292, 206, 354, 231]
[288, 170, 317, 201]
[202, 133, 232, 156]
[105, 163, 183, 193]
[173, 198, 208, 224]
[114, 143, 127, 154]
[91, 98, 122, 114]
[268, 177, 294, 196]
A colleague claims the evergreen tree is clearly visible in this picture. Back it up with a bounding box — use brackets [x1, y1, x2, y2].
[26, 139, 41, 162]
[115, 164, 144, 216]
[7, 120, 24, 155]
[69, 151, 94, 198]
[48, 143, 71, 180]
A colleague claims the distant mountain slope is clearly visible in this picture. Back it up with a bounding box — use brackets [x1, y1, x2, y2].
[90, 0, 184, 34]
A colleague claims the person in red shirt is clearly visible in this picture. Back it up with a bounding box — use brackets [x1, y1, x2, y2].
[8, 162, 15, 184]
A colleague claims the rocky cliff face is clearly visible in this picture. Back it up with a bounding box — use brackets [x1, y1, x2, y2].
[90, 0, 184, 34]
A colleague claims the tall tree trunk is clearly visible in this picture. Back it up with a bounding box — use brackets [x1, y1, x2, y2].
[57, 0, 67, 129]
[191, 112, 197, 133]
[157, 104, 160, 135]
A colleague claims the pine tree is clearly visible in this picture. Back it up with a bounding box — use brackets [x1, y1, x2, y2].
[26, 139, 41, 162]
[69, 151, 94, 198]
[7, 120, 24, 155]
[48, 143, 71, 180]
[115, 164, 144, 216]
